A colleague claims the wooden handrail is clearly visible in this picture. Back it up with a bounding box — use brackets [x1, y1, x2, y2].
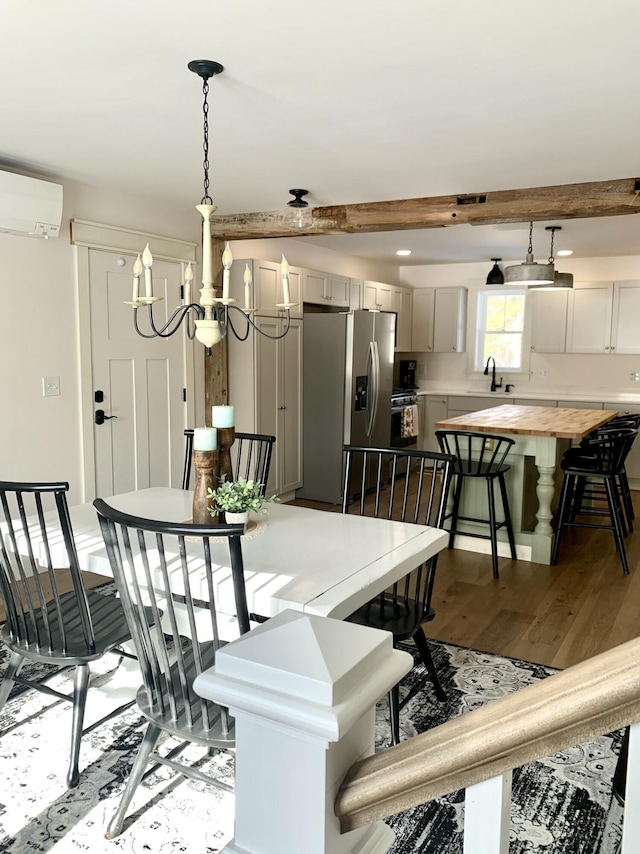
[335, 636, 640, 832]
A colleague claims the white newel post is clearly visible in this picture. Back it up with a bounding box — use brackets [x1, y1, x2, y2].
[194, 609, 413, 854]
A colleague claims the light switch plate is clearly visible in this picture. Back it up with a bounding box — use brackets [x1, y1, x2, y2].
[43, 376, 60, 397]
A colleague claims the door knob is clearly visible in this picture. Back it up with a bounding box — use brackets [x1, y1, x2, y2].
[95, 409, 118, 425]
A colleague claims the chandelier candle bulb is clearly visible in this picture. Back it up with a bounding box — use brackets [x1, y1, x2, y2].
[196, 204, 216, 290]
[132, 253, 143, 302]
[243, 264, 252, 309]
[222, 242, 232, 301]
[184, 263, 193, 305]
[212, 405, 234, 428]
[281, 254, 291, 305]
[142, 244, 153, 298]
[193, 427, 217, 451]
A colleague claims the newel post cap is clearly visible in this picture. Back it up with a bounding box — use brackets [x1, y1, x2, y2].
[194, 610, 412, 741]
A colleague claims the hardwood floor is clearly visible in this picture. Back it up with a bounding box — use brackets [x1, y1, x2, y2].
[290, 492, 640, 670]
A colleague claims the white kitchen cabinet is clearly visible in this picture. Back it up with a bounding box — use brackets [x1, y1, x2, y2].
[228, 315, 303, 498]
[363, 280, 393, 311]
[411, 287, 467, 353]
[302, 269, 349, 308]
[411, 289, 435, 352]
[529, 289, 568, 353]
[349, 278, 363, 311]
[392, 286, 413, 351]
[230, 258, 303, 319]
[611, 281, 640, 353]
[566, 281, 640, 354]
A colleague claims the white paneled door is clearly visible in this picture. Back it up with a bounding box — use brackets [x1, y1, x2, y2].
[89, 249, 187, 497]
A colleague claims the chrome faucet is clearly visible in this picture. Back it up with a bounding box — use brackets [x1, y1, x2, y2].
[483, 356, 502, 392]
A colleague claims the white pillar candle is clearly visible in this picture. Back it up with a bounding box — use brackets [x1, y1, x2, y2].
[243, 263, 252, 309]
[222, 241, 233, 301]
[211, 405, 234, 428]
[132, 253, 143, 301]
[184, 262, 193, 305]
[142, 243, 153, 298]
[193, 427, 217, 451]
[281, 254, 291, 305]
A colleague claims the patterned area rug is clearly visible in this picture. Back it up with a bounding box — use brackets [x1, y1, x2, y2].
[0, 627, 625, 853]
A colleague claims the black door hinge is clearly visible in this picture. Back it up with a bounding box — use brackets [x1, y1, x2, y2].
[183, 388, 187, 402]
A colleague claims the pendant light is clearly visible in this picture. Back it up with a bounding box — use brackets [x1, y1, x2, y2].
[504, 221, 554, 286]
[486, 258, 504, 285]
[528, 226, 574, 290]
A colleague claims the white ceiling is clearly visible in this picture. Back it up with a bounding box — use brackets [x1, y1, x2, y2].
[2, 0, 640, 265]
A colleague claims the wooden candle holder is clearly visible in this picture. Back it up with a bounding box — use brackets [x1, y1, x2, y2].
[192, 449, 219, 524]
[217, 426, 236, 483]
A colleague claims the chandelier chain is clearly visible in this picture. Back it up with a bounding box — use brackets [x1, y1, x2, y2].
[201, 77, 212, 205]
[548, 228, 556, 264]
[527, 221, 533, 256]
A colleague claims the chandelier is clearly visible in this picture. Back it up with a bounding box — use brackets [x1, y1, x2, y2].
[126, 60, 296, 350]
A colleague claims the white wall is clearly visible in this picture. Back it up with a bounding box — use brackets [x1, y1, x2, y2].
[399, 255, 640, 398]
[0, 178, 200, 504]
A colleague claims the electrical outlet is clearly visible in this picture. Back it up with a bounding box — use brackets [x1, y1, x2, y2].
[539, 369, 548, 378]
[630, 372, 640, 382]
[42, 376, 60, 397]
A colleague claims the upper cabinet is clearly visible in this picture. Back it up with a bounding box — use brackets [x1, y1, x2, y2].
[302, 270, 350, 308]
[566, 281, 640, 354]
[529, 289, 569, 353]
[411, 287, 467, 353]
[231, 259, 303, 318]
[393, 286, 413, 351]
[363, 280, 393, 311]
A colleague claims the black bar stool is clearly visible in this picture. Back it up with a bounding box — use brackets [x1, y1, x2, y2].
[435, 430, 517, 579]
[552, 428, 637, 575]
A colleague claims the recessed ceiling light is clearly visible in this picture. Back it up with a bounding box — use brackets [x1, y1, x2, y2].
[396, 249, 411, 256]
[556, 249, 573, 257]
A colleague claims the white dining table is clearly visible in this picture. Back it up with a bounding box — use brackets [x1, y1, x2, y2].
[30, 487, 448, 621]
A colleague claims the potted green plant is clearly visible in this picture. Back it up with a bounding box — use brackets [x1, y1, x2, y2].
[207, 476, 277, 525]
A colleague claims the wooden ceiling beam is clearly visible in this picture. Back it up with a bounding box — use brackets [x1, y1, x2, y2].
[209, 177, 640, 240]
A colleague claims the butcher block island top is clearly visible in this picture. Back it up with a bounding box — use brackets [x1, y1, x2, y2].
[435, 404, 617, 440]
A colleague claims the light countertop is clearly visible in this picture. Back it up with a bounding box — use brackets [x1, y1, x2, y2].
[434, 404, 616, 439]
[416, 388, 640, 405]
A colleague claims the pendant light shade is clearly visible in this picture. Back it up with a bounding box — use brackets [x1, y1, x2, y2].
[504, 222, 554, 286]
[527, 227, 574, 289]
[486, 258, 504, 286]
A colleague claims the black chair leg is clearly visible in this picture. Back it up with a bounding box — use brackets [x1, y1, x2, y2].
[487, 478, 500, 579]
[106, 722, 163, 839]
[448, 473, 464, 549]
[605, 478, 630, 575]
[67, 663, 90, 788]
[551, 473, 573, 565]
[413, 627, 446, 702]
[0, 651, 23, 708]
[389, 685, 401, 746]
[498, 473, 517, 561]
[619, 470, 634, 532]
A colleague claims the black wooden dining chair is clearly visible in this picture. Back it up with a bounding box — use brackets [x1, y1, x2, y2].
[0, 481, 142, 788]
[435, 430, 518, 580]
[341, 445, 454, 745]
[94, 498, 251, 838]
[551, 427, 637, 575]
[183, 428, 275, 493]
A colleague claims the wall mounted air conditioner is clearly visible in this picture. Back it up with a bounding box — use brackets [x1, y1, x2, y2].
[0, 169, 63, 238]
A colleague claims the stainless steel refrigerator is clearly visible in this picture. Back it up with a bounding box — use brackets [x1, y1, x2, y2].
[297, 309, 395, 503]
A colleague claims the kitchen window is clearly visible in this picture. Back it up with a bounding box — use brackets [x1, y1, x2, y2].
[475, 289, 526, 372]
